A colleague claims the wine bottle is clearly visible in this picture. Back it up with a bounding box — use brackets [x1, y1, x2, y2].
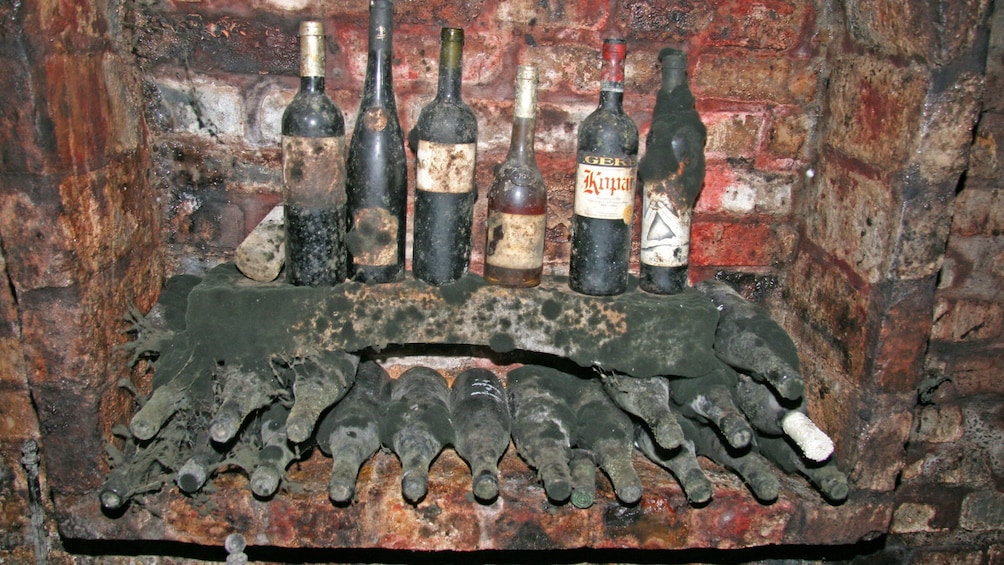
[569, 448, 598, 509]
[667, 362, 753, 450]
[634, 424, 712, 505]
[734, 373, 834, 462]
[346, 0, 407, 283]
[412, 28, 479, 285]
[250, 403, 296, 499]
[379, 366, 454, 503]
[638, 48, 706, 294]
[209, 363, 286, 445]
[316, 361, 391, 503]
[572, 376, 642, 504]
[282, 21, 348, 287]
[568, 38, 639, 296]
[449, 368, 511, 503]
[483, 65, 547, 287]
[694, 279, 806, 401]
[678, 416, 779, 503]
[756, 434, 848, 502]
[175, 420, 224, 494]
[285, 350, 359, 444]
[599, 370, 684, 451]
[506, 364, 576, 502]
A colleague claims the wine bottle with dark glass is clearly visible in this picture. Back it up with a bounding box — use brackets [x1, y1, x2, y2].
[282, 21, 348, 287]
[569, 38, 639, 296]
[346, 0, 407, 283]
[412, 28, 479, 285]
[483, 65, 547, 288]
[638, 48, 706, 294]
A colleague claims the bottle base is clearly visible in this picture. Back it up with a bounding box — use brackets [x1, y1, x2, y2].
[483, 265, 541, 288]
[349, 264, 405, 284]
[640, 265, 688, 295]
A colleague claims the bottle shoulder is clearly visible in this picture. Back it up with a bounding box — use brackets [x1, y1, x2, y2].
[577, 108, 639, 156]
[415, 99, 478, 144]
[281, 91, 345, 137]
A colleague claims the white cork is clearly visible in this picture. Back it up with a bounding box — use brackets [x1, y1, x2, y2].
[781, 411, 834, 462]
[235, 205, 285, 282]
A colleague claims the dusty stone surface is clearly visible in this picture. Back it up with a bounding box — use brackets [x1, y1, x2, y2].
[235, 204, 285, 282]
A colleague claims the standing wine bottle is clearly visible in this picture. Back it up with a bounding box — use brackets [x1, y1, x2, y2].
[282, 21, 348, 286]
[638, 48, 706, 294]
[483, 65, 547, 287]
[346, 0, 407, 283]
[569, 38, 639, 296]
[412, 28, 479, 285]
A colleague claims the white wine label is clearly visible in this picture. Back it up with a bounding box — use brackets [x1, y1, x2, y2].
[282, 135, 347, 205]
[484, 211, 546, 270]
[416, 140, 477, 194]
[350, 207, 399, 266]
[574, 156, 637, 222]
[640, 177, 691, 267]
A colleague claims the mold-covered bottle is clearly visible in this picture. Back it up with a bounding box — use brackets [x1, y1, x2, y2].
[316, 361, 391, 503]
[568, 38, 639, 296]
[571, 376, 642, 504]
[249, 403, 297, 499]
[634, 423, 713, 506]
[483, 65, 547, 288]
[379, 366, 454, 504]
[412, 28, 479, 286]
[638, 48, 706, 295]
[285, 350, 359, 444]
[735, 373, 833, 462]
[346, 0, 407, 283]
[449, 368, 511, 503]
[667, 361, 753, 451]
[678, 415, 779, 504]
[282, 21, 348, 286]
[599, 371, 684, 451]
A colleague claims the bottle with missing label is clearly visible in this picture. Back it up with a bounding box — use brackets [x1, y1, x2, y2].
[483, 65, 547, 288]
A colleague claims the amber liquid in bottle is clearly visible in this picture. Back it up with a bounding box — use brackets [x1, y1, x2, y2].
[412, 28, 478, 286]
[569, 39, 639, 296]
[281, 21, 347, 286]
[483, 65, 547, 288]
[638, 48, 707, 294]
[346, 0, 407, 283]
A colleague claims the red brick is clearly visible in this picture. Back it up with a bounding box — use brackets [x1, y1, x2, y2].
[765, 108, 814, 161]
[694, 53, 818, 105]
[871, 278, 938, 392]
[690, 220, 798, 267]
[931, 297, 1004, 343]
[0, 387, 39, 442]
[706, 0, 811, 51]
[704, 111, 764, 158]
[951, 186, 1004, 238]
[44, 54, 111, 173]
[616, 0, 717, 42]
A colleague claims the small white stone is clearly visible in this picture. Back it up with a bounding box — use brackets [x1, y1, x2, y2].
[781, 411, 834, 462]
[236, 205, 285, 282]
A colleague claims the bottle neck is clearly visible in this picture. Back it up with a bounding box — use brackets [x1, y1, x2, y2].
[507, 69, 538, 162]
[300, 76, 325, 93]
[506, 115, 536, 162]
[365, 2, 395, 104]
[599, 40, 626, 111]
[436, 39, 463, 102]
[661, 67, 687, 94]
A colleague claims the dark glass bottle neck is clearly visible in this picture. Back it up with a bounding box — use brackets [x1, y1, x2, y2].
[436, 40, 463, 102]
[599, 90, 623, 111]
[364, 2, 395, 105]
[661, 67, 687, 93]
[300, 76, 325, 92]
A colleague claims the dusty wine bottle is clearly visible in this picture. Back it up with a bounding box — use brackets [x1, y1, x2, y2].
[599, 370, 684, 451]
[282, 21, 348, 286]
[756, 434, 849, 502]
[346, 0, 407, 283]
[449, 368, 511, 503]
[285, 350, 359, 444]
[569, 39, 639, 296]
[483, 65, 547, 287]
[678, 415, 780, 503]
[569, 449, 598, 509]
[634, 423, 713, 505]
[316, 361, 390, 503]
[412, 28, 479, 285]
[379, 366, 454, 503]
[694, 279, 806, 401]
[572, 376, 642, 504]
[734, 373, 834, 462]
[250, 403, 296, 499]
[668, 362, 753, 450]
[209, 363, 284, 445]
[507, 365, 576, 502]
[638, 48, 706, 294]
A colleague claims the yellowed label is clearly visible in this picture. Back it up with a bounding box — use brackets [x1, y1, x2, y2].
[640, 176, 691, 267]
[484, 211, 546, 270]
[350, 207, 399, 266]
[363, 107, 389, 132]
[282, 135, 346, 206]
[574, 157, 636, 222]
[416, 140, 477, 194]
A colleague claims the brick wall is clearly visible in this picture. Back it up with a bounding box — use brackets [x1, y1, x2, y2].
[0, 0, 1002, 562]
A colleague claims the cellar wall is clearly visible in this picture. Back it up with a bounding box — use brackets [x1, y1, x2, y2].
[0, 0, 1001, 562]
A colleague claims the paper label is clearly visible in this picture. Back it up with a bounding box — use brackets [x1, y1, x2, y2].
[282, 135, 346, 206]
[484, 211, 546, 270]
[350, 206, 399, 266]
[416, 140, 477, 194]
[640, 176, 691, 267]
[574, 155, 636, 222]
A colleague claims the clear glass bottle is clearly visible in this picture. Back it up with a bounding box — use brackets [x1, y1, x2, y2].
[638, 48, 707, 294]
[281, 21, 347, 286]
[483, 65, 547, 288]
[346, 0, 407, 283]
[412, 28, 479, 285]
[569, 38, 639, 296]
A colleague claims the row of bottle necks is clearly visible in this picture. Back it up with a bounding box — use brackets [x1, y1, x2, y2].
[283, 16, 706, 296]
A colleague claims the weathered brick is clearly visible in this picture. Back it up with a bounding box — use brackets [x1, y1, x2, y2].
[871, 278, 938, 392]
[765, 108, 814, 161]
[849, 403, 913, 492]
[395, 0, 487, 24]
[694, 53, 818, 105]
[154, 77, 246, 139]
[44, 54, 111, 173]
[824, 55, 928, 170]
[845, 0, 990, 64]
[911, 549, 985, 565]
[616, 0, 716, 42]
[704, 112, 763, 158]
[697, 166, 795, 216]
[912, 74, 984, 184]
[803, 156, 897, 284]
[913, 405, 965, 443]
[690, 220, 797, 267]
[0, 176, 77, 291]
[0, 388, 39, 442]
[931, 297, 1004, 343]
[901, 447, 992, 486]
[929, 344, 1004, 397]
[938, 235, 1004, 301]
[706, 0, 811, 51]
[960, 490, 1004, 531]
[890, 502, 939, 534]
[0, 57, 47, 174]
[951, 186, 1004, 238]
